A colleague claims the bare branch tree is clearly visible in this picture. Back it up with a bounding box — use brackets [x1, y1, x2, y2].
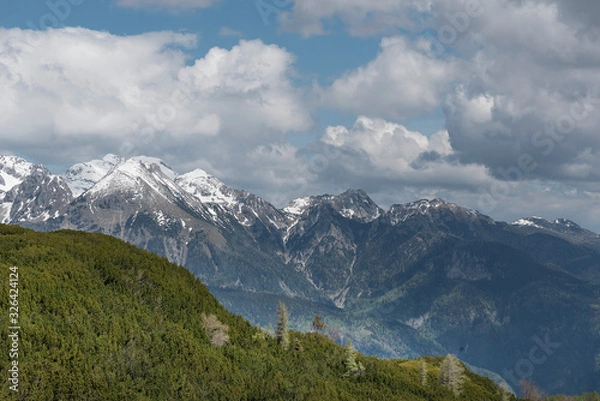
[276, 301, 289, 350]
[439, 354, 466, 396]
[520, 379, 545, 401]
[201, 313, 229, 347]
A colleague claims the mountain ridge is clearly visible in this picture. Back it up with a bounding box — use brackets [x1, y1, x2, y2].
[4, 153, 591, 237]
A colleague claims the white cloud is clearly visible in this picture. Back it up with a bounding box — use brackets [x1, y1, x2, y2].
[0, 28, 196, 140]
[116, 0, 218, 11]
[320, 116, 490, 188]
[0, 28, 311, 170]
[321, 37, 460, 119]
[177, 39, 310, 135]
[218, 27, 243, 37]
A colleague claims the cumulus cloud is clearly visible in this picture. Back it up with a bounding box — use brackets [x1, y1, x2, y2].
[0, 28, 311, 175]
[318, 116, 490, 190]
[321, 36, 460, 119]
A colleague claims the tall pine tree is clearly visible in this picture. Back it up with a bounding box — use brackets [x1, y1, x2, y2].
[344, 339, 365, 377]
[312, 314, 326, 334]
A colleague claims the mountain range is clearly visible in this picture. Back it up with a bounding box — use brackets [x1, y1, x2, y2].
[1, 153, 600, 395]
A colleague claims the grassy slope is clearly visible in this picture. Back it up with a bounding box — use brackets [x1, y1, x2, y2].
[0, 224, 515, 400]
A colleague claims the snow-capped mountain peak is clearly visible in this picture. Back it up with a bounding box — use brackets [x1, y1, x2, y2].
[1, 156, 40, 224]
[86, 157, 179, 198]
[64, 154, 125, 197]
[65, 155, 178, 198]
[129, 156, 178, 181]
[327, 189, 382, 222]
[283, 190, 382, 223]
[387, 198, 487, 227]
[1, 161, 72, 225]
[0, 155, 36, 193]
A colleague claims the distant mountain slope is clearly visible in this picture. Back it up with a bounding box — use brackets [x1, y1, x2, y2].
[0, 224, 513, 400]
[2, 154, 600, 394]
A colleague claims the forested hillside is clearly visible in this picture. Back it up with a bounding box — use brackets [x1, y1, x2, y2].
[0, 224, 515, 400]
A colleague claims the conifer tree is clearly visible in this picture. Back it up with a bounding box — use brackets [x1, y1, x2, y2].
[276, 301, 289, 350]
[312, 314, 326, 334]
[439, 354, 466, 396]
[344, 339, 365, 377]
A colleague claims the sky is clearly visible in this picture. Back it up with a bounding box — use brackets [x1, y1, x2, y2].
[1, 0, 600, 231]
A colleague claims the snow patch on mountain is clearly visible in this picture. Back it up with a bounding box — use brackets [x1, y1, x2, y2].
[283, 197, 313, 215]
[0, 203, 11, 224]
[175, 169, 237, 205]
[512, 218, 544, 229]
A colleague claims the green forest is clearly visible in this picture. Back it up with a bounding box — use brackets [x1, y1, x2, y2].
[0, 224, 593, 400]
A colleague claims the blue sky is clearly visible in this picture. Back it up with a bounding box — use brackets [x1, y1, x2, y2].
[1, 0, 600, 230]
